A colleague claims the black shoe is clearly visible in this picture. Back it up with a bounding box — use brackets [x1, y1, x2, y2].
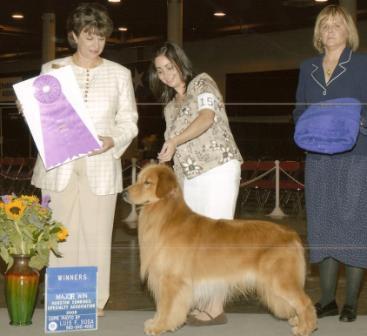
[339, 304, 357, 322]
[315, 300, 338, 318]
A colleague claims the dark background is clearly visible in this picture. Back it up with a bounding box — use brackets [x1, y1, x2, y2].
[1, 67, 303, 160]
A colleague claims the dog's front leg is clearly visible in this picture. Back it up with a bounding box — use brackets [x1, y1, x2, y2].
[144, 275, 192, 335]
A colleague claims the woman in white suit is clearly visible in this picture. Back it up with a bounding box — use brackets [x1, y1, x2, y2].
[31, 2, 138, 316]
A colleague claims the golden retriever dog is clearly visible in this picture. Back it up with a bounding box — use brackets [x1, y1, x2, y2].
[122, 164, 316, 336]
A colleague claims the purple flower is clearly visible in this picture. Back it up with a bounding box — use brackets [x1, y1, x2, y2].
[1, 195, 13, 204]
[41, 194, 51, 208]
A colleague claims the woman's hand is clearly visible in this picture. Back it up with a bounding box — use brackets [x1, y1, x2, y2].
[16, 100, 25, 118]
[158, 138, 177, 162]
[157, 109, 215, 163]
[89, 135, 114, 156]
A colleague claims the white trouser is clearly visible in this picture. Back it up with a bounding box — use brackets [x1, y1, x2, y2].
[44, 158, 117, 309]
[183, 160, 241, 220]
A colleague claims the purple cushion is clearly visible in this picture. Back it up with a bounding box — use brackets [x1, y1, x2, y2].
[294, 98, 361, 154]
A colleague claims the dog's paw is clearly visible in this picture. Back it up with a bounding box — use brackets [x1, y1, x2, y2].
[144, 319, 155, 329]
[144, 318, 182, 335]
[292, 325, 316, 336]
[144, 319, 165, 336]
[144, 319, 158, 335]
[288, 315, 299, 327]
[291, 313, 317, 336]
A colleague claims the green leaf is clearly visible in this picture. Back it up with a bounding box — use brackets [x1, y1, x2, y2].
[30, 254, 48, 270]
[0, 194, 68, 269]
[0, 246, 10, 265]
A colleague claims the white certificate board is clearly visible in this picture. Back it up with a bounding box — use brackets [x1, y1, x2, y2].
[13, 66, 101, 170]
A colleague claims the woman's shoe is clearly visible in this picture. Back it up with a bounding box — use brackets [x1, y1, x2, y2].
[314, 300, 338, 318]
[186, 312, 227, 326]
[339, 305, 357, 322]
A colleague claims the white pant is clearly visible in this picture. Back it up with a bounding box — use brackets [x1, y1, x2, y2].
[44, 158, 117, 309]
[183, 160, 241, 220]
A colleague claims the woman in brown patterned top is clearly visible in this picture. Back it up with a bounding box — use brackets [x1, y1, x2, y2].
[149, 41, 243, 326]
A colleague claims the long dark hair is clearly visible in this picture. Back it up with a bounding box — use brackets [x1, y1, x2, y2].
[148, 42, 196, 104]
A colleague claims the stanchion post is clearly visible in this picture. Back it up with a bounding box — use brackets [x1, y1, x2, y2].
[268, 160, 286, 218]
[123, 157, 138, 227]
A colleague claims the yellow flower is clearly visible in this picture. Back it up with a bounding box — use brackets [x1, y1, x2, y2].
[0, 194, 68, 270]
[31, 204, 50, 218]
[57, 227, 69, 241]
[4, 199, 26, 221]
[20, 195, 39, 204]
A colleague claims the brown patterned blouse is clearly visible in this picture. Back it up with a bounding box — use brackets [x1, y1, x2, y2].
[163, 73, 243, 181]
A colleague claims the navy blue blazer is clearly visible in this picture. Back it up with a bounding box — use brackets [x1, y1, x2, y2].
[293, 47, 367, 156]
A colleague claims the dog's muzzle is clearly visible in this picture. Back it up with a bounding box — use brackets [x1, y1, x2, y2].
[122, 188, 154, 206]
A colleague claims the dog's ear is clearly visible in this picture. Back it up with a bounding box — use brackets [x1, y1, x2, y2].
[156, 169, 178, 198]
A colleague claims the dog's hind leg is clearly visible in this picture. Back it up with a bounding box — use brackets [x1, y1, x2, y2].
[262, 278, 317, 336]
[144, 275, 192, 335]
[277, 288, 316, 336]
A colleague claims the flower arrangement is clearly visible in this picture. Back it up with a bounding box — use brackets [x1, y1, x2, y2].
[0, 194, 68, 270]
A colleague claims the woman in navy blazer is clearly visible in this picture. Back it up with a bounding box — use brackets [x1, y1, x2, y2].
[293, 5, 367, 322]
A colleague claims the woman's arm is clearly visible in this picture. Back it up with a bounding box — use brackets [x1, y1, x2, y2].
[356, 55, 367, 135]
[110, 69, 139, 159]
[293, 63, 307, 123]
[88, 70, 138, 157]
[158, 109, 215, 162]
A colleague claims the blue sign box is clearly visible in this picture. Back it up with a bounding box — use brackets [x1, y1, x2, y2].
[45, 266, 98, 333]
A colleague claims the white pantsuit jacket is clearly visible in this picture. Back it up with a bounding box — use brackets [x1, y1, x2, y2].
[31, 56, 138, 195]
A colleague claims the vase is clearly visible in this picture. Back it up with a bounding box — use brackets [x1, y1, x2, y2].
[4, 254, 40, 326]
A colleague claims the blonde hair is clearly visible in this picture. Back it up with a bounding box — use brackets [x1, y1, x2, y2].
[313, 5, 359, 53]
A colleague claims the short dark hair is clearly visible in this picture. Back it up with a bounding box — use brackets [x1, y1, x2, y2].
[66, 2, 113, 48]
[148, 42, 195, 104]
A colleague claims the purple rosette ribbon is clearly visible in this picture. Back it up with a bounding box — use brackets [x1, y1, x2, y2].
[33, 75, 100, 169]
